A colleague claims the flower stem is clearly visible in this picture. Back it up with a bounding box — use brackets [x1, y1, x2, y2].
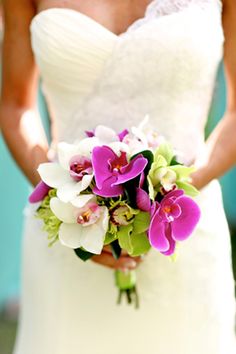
[115, 269, 139, 309]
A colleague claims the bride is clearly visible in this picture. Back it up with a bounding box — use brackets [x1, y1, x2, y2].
[1, 0, 236, 353]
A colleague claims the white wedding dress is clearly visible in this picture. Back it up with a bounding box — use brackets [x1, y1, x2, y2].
[14, 1, 236, 353]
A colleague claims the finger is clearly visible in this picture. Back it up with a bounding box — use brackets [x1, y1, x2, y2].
[92, 253, 135, 269]
[103, 245, 129, 256]
[92, 253, 141, 270]
[101, 247, 146, 265]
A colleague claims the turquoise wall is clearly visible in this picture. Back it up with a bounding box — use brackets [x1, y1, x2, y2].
[0, 87, 50, 307]
[207, 65, 236, 227]
[0, 67, 236, 307]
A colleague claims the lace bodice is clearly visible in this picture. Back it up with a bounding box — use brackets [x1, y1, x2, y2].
[147, 0, 221, 15]
[127, 0, 222, 31]
[30, 0, 223, 164]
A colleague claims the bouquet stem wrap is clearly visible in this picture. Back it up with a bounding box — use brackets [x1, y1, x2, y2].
[115, 269, 139, 308]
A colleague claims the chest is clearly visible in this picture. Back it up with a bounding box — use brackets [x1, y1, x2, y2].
[33, 0, 151, 35]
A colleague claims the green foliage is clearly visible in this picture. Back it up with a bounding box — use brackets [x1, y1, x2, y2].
[132, 211, 150, 234]
[110, 240, 122, 259]
[104, 231, 118, 245]
[36, 189, 61, 246]
[129, 232, 151, 257]
[74, 248, 94, 261]
[170, 165, 196, 179]
[176, 181, 199, 197]
[117, 212, 151, 256]
[117, 224, 133, 254]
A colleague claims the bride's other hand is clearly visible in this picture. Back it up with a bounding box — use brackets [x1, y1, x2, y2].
[190, 111, 236, 190]
[190, 2, 236, 190]
[91, 246, 143, 270]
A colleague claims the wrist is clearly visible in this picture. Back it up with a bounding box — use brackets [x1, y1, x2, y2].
[190, 167, 213, 190]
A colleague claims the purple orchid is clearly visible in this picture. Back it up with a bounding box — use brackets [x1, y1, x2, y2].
[85, 130, 95, 138]
[148, 189, 201, 255]
[136, 172, 151, 212]
[136, 188, 151, 211]
[92, 146, 148, 197]
[118, 129, 129, 142]
[29, 181, 51, 203]
[86, 128, 129, 142]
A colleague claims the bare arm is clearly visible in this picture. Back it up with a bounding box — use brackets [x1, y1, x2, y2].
[0, 0, 139, 270]
[0, 0, 49, 186]
[191, 0, 236, 189]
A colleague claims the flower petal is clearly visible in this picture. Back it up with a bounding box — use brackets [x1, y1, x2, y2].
[93, 176, 123, 197]
[92, 146, 116, 189]
[101, 206, 109, 231]
[77, 137, 100, 157]
[59, 223, 82, 249]
[115, 155, 148, 184]
[57, 181, 83, 203]
[161, 223, 176, 256]
[79, 224, 105, 254]
[57, 142, 83, 170]
[149, 213, 169, 252]
[151, 201, 160, 218]
[80, 207, 108, 254]
[85, 130, 95, 137]
[118, 129, 129, 141]
[136, 188, 151, 211]
[172, 196, 201, 241]
[171, 203, 182, 218]
[95, 125, 119, 143]
[81, 174, 93, 190]
[29, 181, 51, 203]
[71, 194, 94, 208]
[163, 189, 184, 201]
[108, 142, 130, 156]
[38, 163, 71, 188]
[50, 197, 77, 223]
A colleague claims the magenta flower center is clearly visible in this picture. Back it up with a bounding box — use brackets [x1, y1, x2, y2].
[69, 156, 92, 181]
[76, 203, 101, 226]
[108, 151, 128, 175]
[159, 200, 182, 222]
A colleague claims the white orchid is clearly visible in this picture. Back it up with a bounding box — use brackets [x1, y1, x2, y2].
[93, 125, 120, 144]
[38, 126, 131, 205]
[38, 140, 96, 206]
[93, 125, 132, 157]
[50, 195, 109, 254]
[124, 116, 166, 155]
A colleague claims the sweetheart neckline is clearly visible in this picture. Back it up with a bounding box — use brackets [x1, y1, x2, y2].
[30, 2, 222, 41]
[30, 0, 157, 38]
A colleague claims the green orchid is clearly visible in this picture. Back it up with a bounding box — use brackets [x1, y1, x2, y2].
[117, 211, 151, 257]
[110, 203, 139, 226]
[148, 143, 198, 199]
[104, 200, 139, 245]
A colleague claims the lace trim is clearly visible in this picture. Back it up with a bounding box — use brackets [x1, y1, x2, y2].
[147, 0, 222, 17]
[126, 0, 222, 33]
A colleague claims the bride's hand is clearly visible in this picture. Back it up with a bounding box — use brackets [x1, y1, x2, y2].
[91, 246, 143, 270]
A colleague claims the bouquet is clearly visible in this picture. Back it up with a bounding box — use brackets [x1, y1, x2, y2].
[29, 120, 201, 308]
